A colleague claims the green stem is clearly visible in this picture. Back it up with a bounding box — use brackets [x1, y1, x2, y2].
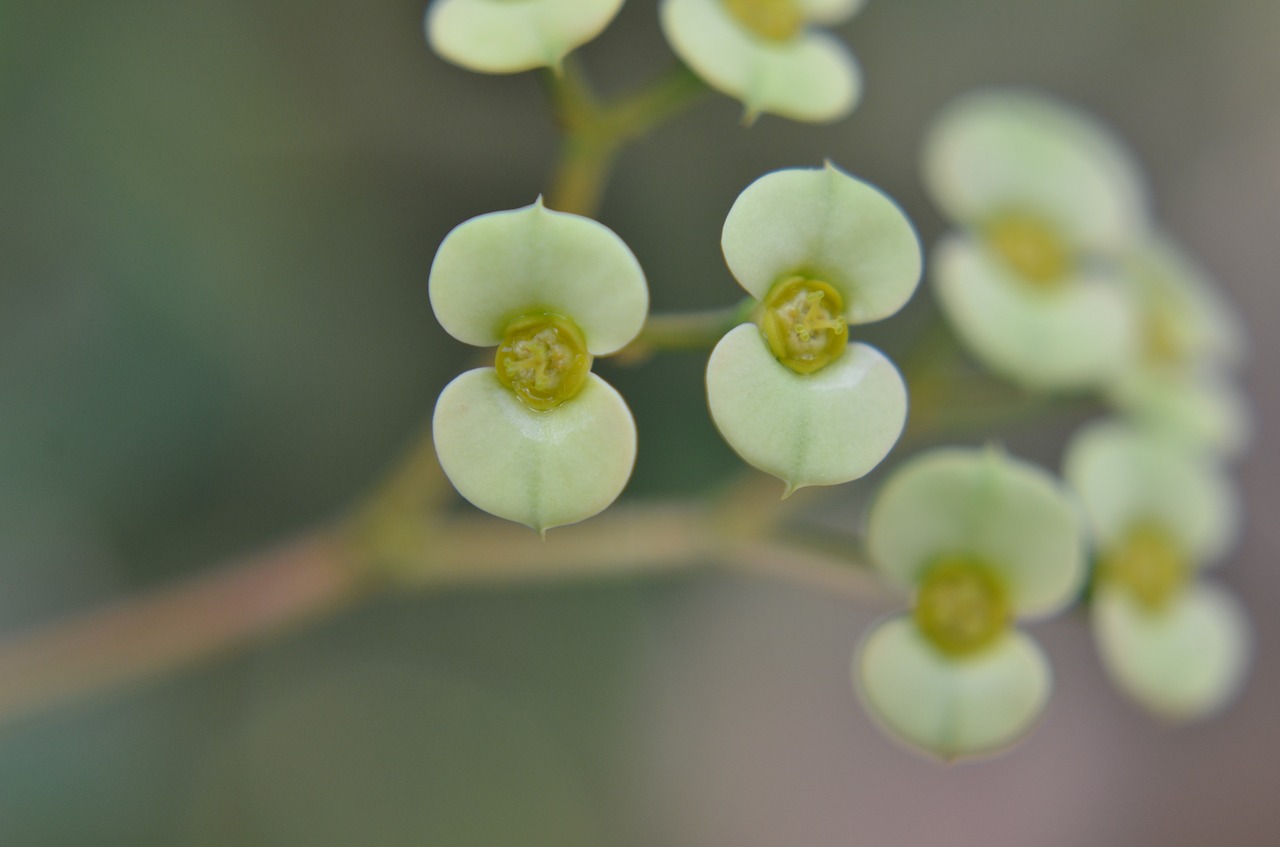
[615, 297, 756, 361]
[544, 61, 705, 217]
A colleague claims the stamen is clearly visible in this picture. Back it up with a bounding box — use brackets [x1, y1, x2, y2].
[914, 557, 1012, 656]
[495, 313, 592, 411]
[759, 276, 849, 375]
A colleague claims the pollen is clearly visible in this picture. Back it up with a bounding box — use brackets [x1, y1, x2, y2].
[914, 556, 1012, 656]
[495, 313, 592, 411]
[759, 276, 849, 375]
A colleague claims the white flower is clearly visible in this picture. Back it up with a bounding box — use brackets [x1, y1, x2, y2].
[705, 163, 921, 492]
[1065, 421, 1249, 720]
[429, 199, 648, 532]
[923, 89, 1150, 390]
[857, 447, 1086, 759]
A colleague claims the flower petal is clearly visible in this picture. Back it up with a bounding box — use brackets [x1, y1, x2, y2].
[856, 616, 1051, 760]
[866, 447, 1086, 617]
[706, 324, 906, 492]
[933, 234, 1138, 390]
[1093, 582, 1249, 721]
[426, 0, 624, 74]
[429, 200, 648, 355]
[1107, 365, 1251, 460]
[797, 0, 866, 25]
[1064, 421, 1238, 566]
[721, 164, 922, 322]
[659, 0, 860, 123]
[432, 368, 636, 532]
[922, 89, 1148, 252]
[1121, 233, 1246, 368]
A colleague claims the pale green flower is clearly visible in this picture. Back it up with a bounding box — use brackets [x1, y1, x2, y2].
[922, 89, 1149, 390]
[705, 163, 921, 493]
[1065, 421, 1249, 720]
[427, 0, 624, 74]
[857, 447, 1086, 759]
[1106, 234, 1250, 457]
[659, 0, 863, 123]
[429, 199, 648, 532]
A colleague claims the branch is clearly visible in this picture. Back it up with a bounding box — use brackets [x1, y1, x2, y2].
[0, 530, 361, 726]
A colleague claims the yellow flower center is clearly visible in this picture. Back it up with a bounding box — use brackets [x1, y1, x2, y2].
[1141, 304, 1184, 366]
[984, 213, 1070, 288]
[914, 557, 1012, 656]
[759, 276, 849, 375]
[495, 313, 592, 411]
[723, 0, 804, 41]
[1099, 523, 1188, 612]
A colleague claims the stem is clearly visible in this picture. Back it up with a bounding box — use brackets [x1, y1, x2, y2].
[614, 298, 756, 362]
[0, 485, 881, 727]
[544, 61, 705, 217]
[0, 530, 364, 726]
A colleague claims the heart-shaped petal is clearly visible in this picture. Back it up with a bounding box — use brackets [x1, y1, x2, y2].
[706, 324, 906, 493]
[1093, 582, 1249, 721]
[429, 200, 648, 355]
[857, 615, 1052, 760]
[432, 368, 636, 532]
[427, 0, 624, 74]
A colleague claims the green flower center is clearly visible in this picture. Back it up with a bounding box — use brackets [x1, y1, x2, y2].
[984, 213, 1070, 288]
[1099, 523, 1188, 612]
[914, 557, 1012, 656]
[495, 313, 592, 411]
[759, 276, 849, 375]
[723, 0, 803, 41]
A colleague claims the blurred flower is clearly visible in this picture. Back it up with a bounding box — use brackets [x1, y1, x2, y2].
[659, 0, 863, 123]
[857, 447, 1086, 759]
[1106, 234, 1250, 457]
[705, 163, 920, 493]
[1065, 421, 1249, 720]
[922, 89, 1149, 390]
[427, 0, 625, 74]
[429, 198, 648, 532]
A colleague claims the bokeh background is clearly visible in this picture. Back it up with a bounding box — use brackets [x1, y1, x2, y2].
[2, 0, 1278, 843]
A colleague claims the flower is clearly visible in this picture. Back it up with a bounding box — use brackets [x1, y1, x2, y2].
[856, 447, 1086, 759]
[922, 89, 1150, 390]
[429, 198, 648, 532]
[426, 0, 625, 74]
[1065, 421, 1249, 720]
[659, 0, 863, 123]
[1106, 234, 1250, 457]
[705, 163, 921, 493]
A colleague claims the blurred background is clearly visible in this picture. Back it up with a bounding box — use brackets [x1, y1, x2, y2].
[2, 0, 1278, 843]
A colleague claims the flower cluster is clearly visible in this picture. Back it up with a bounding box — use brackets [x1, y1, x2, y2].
[429, 199, 648, 533]
[917, 90, 1252, 725]
[420, 3, 1254, 759]
[857, 448, 1086, 759]
[706, 164, 922, 493]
